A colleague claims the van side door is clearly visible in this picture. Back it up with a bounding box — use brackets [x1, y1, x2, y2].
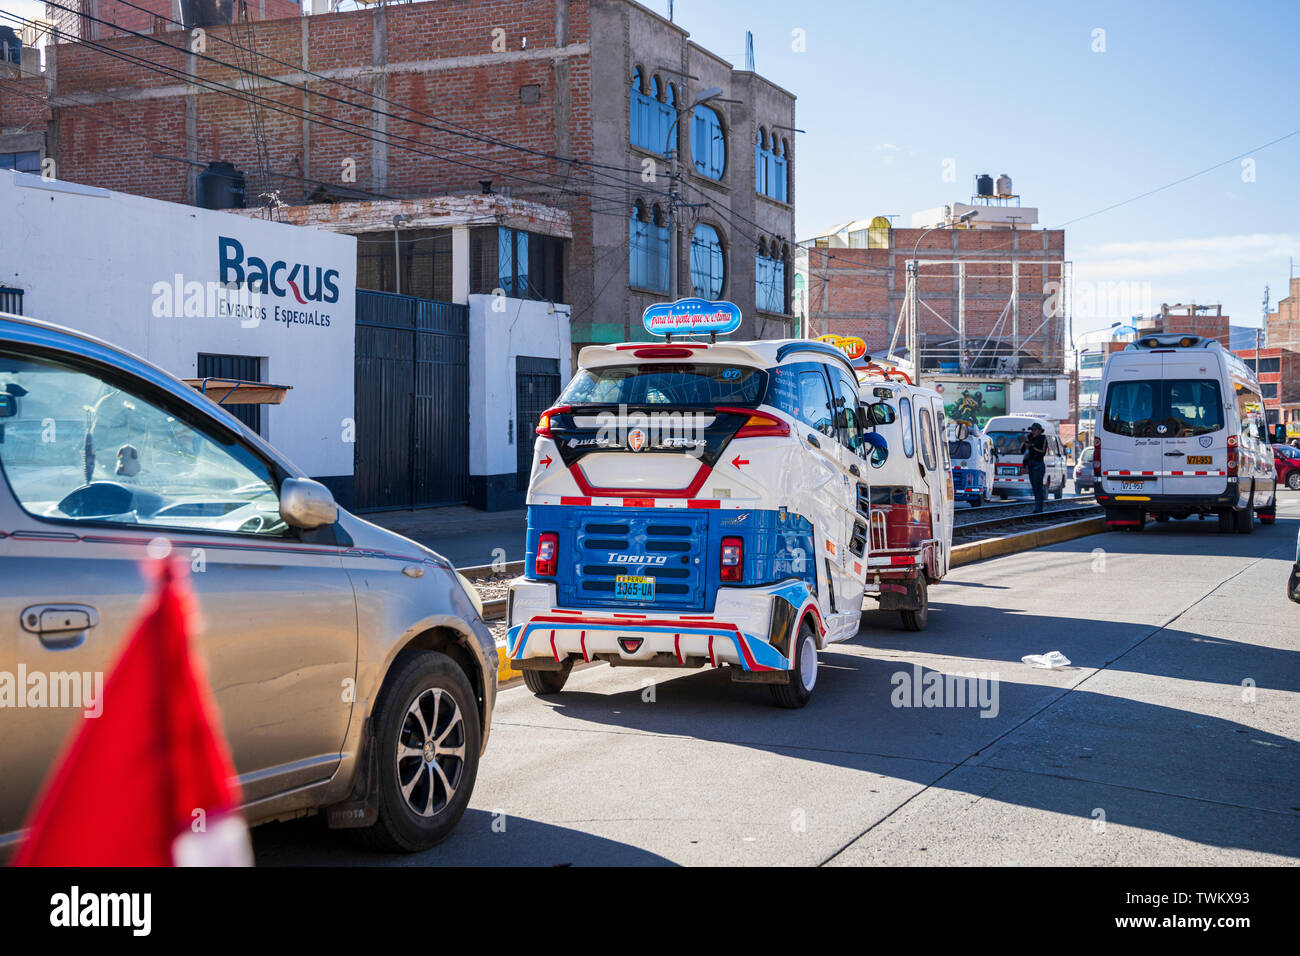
[829, 368, 873, 599]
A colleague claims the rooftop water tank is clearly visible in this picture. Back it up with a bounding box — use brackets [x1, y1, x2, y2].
[975, 173, 994, 197]
[995, 173, 1013, 196]
[196, 161, 246, 210]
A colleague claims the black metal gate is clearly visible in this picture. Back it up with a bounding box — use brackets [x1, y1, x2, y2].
[516, 356, 561, 491]
[354, 290, 469, 510]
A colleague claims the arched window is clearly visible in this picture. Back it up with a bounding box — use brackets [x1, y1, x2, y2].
[690, 223, 725, 298]
[691, 104, 726, 179]
[755, 238, 785, 313]
[629, 199, 669, 292]
[756, 129, 789, 202]
[630, 69, 675, 155]
[867, 215, 891, 249]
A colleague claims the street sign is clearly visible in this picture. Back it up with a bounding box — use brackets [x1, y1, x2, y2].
[642, 297, 742, 337]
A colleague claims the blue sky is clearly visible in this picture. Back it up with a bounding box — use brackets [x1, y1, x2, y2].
[649, 0, 1300, 337]
[9, 0, 1298, 338]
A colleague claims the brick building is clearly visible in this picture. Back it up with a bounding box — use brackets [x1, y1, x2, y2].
[7, 0, 797, 355]
[44, 0, 302, 39]
[1265, 276, 1300, 352]
[796, 191, 1067, 375]
[1135, 303, 1230, 347]
[1231, 347, 1300, 426]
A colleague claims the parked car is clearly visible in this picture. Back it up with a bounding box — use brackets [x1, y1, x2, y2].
[1273, 443, 1300, 490]
[1073, 453, 1095, 495]
[0, 313, 496, 854]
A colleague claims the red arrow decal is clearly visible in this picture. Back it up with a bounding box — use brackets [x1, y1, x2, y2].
[731, 455, 749, 468]
[540, 455, 553, 468]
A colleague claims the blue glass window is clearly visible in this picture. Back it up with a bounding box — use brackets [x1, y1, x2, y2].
[691, 104, 726, 179]
[690, 224, 725, 298]
[629, 202, 669, 292]
[756, 131, 788, 201]
[630, 70, 676, 155]
[756, 249, 785, 313]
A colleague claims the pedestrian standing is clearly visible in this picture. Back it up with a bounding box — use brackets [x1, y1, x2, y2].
[1021, 422, 1049, 513]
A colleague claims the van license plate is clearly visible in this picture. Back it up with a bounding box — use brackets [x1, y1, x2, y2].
[614, 575, 655, 600]
[1120, 481, 1146, 491]
[1185, 455, 1212, 465]
[997, 466, 1019, 476]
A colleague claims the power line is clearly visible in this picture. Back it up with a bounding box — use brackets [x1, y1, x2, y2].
[1054, 127, 1300, 229]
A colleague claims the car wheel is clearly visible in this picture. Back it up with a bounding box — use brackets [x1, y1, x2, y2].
[1053, 481, 1064, 500]
[1288, 471, 1300, 490]
[355, 650, 481, 852]
[969, 493, 982, 507]
[900, 575, 929, 632]
[522, 661, 572, 695]
[1236, 494, 1254, 534]
[770, 617, 819, 709]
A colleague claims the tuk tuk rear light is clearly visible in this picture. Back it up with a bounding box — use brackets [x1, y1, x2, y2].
[719, 406, 791, 439]
[535, 406, 571, 439]
[535, 533, 559, 577]
[720, 536, 744, 582]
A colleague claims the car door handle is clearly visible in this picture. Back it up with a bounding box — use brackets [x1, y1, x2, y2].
[1164, 451, 1184, 456]
[806, 433, 821, 449]
[21, 604, 99, 649]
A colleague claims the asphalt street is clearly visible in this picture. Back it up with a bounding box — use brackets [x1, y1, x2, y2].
[254, 492, 1300, 866]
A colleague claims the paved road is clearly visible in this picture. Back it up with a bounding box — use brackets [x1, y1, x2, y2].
[254, 492, 1300, 866]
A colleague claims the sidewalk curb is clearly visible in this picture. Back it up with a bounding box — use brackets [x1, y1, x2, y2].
[950, 515, 1107, 567]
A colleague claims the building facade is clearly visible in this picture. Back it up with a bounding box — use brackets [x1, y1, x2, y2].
[10, 0, 797, 359]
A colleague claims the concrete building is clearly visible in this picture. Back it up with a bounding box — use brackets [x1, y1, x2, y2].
[10, 0, 797, 359]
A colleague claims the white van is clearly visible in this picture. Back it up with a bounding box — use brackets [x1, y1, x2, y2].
[984, 414, 1068, 500]
[854, 369, 954, 630]
[1095, 333, 1277, 532]
[946, 420, 994, 507]
[508, 304, 895, 707]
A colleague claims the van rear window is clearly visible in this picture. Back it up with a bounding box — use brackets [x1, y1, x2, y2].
[559, 363, 766, 406]
[1103, 379, 1223, 437]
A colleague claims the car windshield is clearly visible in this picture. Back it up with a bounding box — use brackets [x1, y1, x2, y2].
[558, 362, 766, 406]
[1277, 444, 1300, 459]
[1104, 379, 1223, 437]
[987, 430, 1030, 455]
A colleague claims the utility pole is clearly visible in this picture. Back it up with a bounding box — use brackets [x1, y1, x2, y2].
[664, 87, 724, 303]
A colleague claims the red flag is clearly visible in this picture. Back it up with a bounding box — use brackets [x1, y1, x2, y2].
[14, 559, 249, 866]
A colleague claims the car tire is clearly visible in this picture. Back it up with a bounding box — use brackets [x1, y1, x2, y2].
[969, 493, 983, 507]
[1053, 481, 1064, 500]
[769, 618, 819, 709]
[900, 575, 929, 631]
[522, 661, 572, 695]
[1288, 472, 1300, 490]
[355, 650, 481, 853]
[1217, 507, 1236, 533]
[1236, 497, 1254, 535]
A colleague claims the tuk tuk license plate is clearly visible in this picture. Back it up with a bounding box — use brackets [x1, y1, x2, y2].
[1120, 480, 1146, 491]
[1185, 455, 1212, 465]
[614, 575, 655, 600]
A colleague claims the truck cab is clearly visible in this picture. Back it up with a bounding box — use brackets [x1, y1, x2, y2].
[507, 301, 886, 707]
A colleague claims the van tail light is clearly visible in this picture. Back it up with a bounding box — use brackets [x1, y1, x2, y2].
[1227, 434, 1239, 477]
[720, 536, 744, 583]
[535, 406, 571, 439]
[718, 406, 791, 439]
[1092, 437, 1101, 470]
[536, 533, 559, 577]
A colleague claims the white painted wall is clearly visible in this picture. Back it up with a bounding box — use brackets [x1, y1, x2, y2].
[0, 170, 357, 479]
[467, 294, 572, 479]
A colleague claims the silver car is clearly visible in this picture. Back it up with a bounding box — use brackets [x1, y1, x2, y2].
[0, 314, 495, 853]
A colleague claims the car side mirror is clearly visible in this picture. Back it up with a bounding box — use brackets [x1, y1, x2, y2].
[869, 402, 896, 425]
[280, 477, 339, 530]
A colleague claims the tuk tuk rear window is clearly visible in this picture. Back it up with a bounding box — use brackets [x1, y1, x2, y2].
[1103, 379, 1223, 437]
[559, 363, 766, 406]
[948, 439, 973, 460]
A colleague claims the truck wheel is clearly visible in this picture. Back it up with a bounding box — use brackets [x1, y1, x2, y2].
[900, 575, 929, 631]
[523, 660, 573, 695]
[770, 618, 819, 709]
[355, 650, 481, 852]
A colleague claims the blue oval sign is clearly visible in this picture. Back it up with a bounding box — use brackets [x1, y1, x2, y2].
[642, 297, 742, 337]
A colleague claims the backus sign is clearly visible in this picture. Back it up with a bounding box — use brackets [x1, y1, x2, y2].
[218, 236, 341, 304]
